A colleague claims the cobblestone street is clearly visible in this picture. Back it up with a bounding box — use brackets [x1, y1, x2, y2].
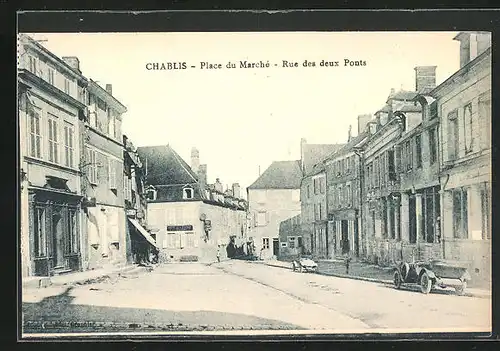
[22, 261, 491, 335]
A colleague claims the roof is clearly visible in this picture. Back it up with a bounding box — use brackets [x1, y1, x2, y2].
[302, 143, 344, 174]
[247, 160, 303, 190]
[324, 131, 369, 161]
[387, 90, 418, 103]
[395, 104, 422, 113]
[375, 104, 391, 114]
[137, 145, 198, 186]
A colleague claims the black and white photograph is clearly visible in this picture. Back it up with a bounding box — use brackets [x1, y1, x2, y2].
[17, 18, 492, 339]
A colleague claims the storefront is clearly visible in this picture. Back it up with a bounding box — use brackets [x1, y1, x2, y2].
[28, 185, 82, 277]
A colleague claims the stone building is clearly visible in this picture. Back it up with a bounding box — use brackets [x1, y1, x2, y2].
[137, 146, 247, 263]
[18, 34, 88, 277]
[324, 124, 368, 258]
[82, 80, 128, 270]
[434, 32, 491, 285]
[278, 214, 303, 259]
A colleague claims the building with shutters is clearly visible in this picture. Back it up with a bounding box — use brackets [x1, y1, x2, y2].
[433, 32, 491, 285]
[82, 79, 128, 271]
[323, 124, 368, 259]
[18, 34, 88, 277]
[137, 146, 248, 263]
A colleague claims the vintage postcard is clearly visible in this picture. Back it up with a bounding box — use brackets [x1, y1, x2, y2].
[17, 28, 492, 339]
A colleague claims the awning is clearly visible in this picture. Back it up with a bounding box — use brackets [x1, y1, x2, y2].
[128, 218, 159, 248]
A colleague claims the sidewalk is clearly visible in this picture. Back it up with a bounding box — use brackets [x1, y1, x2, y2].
[22, 263, 152, 290]
[257, 258, 492, 299]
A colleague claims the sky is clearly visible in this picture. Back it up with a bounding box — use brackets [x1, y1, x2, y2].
[28, 31, 460, 195]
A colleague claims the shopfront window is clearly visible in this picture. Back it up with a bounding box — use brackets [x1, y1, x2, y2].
[453, 188, 468, 239]
[34, 207, 47, 257]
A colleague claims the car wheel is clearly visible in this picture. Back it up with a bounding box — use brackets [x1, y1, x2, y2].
[420, 272, 432, 294]
[455, 280, 467, 296]
[393, 271, 402, 289]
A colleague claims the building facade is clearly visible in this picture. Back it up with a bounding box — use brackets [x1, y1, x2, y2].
[247, 160, 303, 260]
[434, 32, 491, 285]
[123, 135, 155, 264]
[278, 214, 303, 259]
[82, 80, 128, 270]
[18, 34, 88, 277]
[137, 146, 247, 263]
[324, 127, 367, 258]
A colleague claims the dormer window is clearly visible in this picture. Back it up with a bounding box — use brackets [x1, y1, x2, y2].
[145, 186, 157, 201]
[183, 187, 194, 200]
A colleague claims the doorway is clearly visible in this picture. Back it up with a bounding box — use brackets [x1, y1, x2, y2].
[52, 208, 65, 268]
[341, 220, 349, 254]
[272, 238, 279, 256]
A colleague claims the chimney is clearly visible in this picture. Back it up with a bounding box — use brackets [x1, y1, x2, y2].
[357, 114, 372, 135]
[414, 66, 437, 93]
[198, 164, 207, 190]
[454, 32, 492, 68]
[390, 88, 395, 95]
[105, 84, 113, 95]
[62, 56, 81, 73]
[232, 183, 241, 199]
[214, 178, 223, 193]
[348, 125, 352, 141]
[300, 138, 307, 172]
[191, 147, 200, 173]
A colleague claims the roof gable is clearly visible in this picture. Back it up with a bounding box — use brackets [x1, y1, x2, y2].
[137, 145, 198, 186]
[248, 160, 303, 190]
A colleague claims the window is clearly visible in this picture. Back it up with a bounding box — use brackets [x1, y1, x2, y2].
[33, 207, 46, 257]
[346, 184, 352, 205]
[124, 175, 130, 201]
[28, 55, 37, 74]
[145, 187, 157, 201]
[183, 187, 194, 199]
[63, 122, 74, 168]
[480, 183, 491, 240]
[319, 203, 323, 219]
[388, 149, 396, 181]
[87, 148, 98, 185]
[313, 178, 318, 195]
[429, 101, 438, 120]
[463, 103, 474, 153]
[108, 159, 117, 189]
[166, 233, 180, 249]
[64, 78, 71, 95]
[47, 114, 59, 164]
[262, 237, 270, 249]
[320, 177, 325, 194]
[338, 185, 343, 206]
[429, 128, 437, 164]
[452, 187, 468, 239]
[395, 145, 402, 173]
[404, 140, 412, 171]
[97, 98, 107, 111]
[66, 208, 79, 254]
[185, 232, 196, 248]
[478, 93, 491, 150]
[29, 107, 42, 159]
[381, 198, 388, 238]
[307, 185, 311, 198]
[257, 212, 267, 226]
[374, 157, 379, 187]
[297, 236, 303, 247]
[415, 134, 422, 168]
[448, 110, 459, 161]
[47, 67, 55, 85]
[288, 236, 296, 249]
[107, 108, 115, 137]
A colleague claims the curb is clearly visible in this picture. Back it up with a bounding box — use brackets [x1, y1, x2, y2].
[259, 262, 491, 299]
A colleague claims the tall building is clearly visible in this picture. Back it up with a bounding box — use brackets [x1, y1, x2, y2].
[82, 80, 128, 270]
[18, 34, 88, 277]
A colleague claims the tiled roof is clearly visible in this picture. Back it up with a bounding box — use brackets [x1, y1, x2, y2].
[302, 144, 344, 174]
[247, 160, 303, 190]
[396, 104, 422, 113]
[376, 104, 391, 114]
[387, 90, 418, 102]
[137, 145, 198, 186]
[324, 131, 368, 161]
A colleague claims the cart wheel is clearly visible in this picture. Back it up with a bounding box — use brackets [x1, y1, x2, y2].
[455, 280, 467, 295]
[393, 271, 402, 289]
[420, 272, 432, 294]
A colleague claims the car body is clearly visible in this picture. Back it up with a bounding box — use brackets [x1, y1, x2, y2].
[292, 257, 318, 273]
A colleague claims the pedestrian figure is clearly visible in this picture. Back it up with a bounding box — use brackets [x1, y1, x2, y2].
[217, 247, 221, 263]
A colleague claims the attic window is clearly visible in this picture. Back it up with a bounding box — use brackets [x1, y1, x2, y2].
[145, 187, 157, 201]
[183, 187, 194, 200]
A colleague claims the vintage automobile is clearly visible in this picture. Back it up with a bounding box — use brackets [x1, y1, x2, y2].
[292, 256, 318, 273]
[393, 259, 471, 295]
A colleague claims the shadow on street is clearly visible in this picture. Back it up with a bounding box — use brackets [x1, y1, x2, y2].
[22, 286, 304, 333]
